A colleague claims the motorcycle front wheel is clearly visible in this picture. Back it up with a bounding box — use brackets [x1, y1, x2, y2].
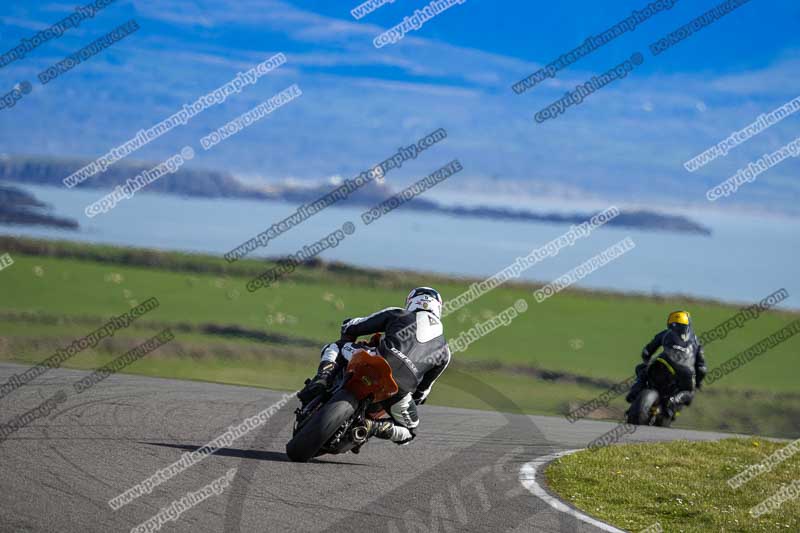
[626, 389, 660, 426]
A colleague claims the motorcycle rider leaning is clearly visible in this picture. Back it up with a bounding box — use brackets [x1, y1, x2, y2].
[626, 310, 708, 418]
[297, 287, 451, 445]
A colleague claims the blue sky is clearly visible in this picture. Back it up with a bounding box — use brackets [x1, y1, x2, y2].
[1, 0, 799, 213]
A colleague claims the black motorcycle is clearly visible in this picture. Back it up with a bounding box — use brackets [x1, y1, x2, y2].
[626, 356, 694, 427]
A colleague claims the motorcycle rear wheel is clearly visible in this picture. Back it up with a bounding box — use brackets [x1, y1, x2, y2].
[286, 389, 358, 462]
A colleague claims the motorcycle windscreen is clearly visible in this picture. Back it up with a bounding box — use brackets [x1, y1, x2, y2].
[345, 350, 399, 403]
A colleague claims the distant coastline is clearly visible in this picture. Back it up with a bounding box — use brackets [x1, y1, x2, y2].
[0, 155, 710, 235]
[0, 184, 78, 230]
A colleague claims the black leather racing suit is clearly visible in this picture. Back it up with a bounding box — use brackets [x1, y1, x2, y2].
[337, 306, 451, 444]
[630, 325, 708, 408]
[340, 307, 450, 398]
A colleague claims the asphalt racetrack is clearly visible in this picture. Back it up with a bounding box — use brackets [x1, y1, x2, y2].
[0, 363, 736, 532]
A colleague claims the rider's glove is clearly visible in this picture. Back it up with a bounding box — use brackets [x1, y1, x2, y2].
[340, 318, 357, 343]
[339, 334, 357, 345]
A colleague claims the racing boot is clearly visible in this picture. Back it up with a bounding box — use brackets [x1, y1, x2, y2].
[666, 391, 694, 420]
[363, 418, 395, 440]
[665, 390, 694, 419]
[673, 390, 694, 407]
[297, 361, 336, 404]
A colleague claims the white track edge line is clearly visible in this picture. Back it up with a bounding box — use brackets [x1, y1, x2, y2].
[519, 449, 627, 533]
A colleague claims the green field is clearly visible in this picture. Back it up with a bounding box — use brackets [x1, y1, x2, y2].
[546, 438, 800, 532]
[1, 236, 798, 437]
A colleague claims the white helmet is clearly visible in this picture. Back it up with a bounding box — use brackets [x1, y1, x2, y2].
[405, 287, 443, 319]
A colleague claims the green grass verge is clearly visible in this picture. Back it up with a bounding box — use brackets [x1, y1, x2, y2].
[1, 237, 799, 437]
[0, 332, 626, 417]
[546, 438, 800, 532]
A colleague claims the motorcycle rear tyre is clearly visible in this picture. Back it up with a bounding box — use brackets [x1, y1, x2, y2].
[286, 390, 358, 462]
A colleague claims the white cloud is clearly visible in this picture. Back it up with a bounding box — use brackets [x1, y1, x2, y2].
[2, 0, 798, 212]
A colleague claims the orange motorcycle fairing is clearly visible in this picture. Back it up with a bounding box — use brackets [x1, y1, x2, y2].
[344, 349, 398, 403]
